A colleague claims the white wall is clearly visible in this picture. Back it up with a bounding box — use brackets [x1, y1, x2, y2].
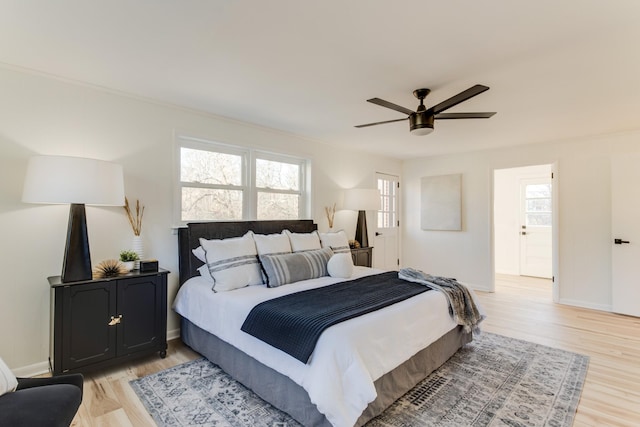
[0, 66, 401, 374]
[494, 164, 551, 275]
[402, 130, 640, 313]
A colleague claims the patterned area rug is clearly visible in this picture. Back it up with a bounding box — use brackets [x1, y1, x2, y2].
[130, 333, 588, 427]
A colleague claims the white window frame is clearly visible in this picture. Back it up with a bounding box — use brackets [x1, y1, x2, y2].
[377, 173, 399, 230]
[174, 135, 310, 225]
[253, 150, 308, 220]
[521, 180, 552, 228]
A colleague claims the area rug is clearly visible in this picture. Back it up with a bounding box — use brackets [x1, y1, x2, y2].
[130, 332, 588, 427]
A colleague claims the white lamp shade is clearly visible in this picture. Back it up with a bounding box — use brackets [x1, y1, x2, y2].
[343, 188, 381, 211]
[22, 155, 125, 206]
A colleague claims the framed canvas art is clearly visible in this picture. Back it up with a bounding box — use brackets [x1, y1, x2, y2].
[420, 173, 462, 231]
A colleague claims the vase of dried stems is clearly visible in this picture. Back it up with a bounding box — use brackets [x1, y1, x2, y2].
[132, 235, 144, 270]
[124, 197, 145, 270]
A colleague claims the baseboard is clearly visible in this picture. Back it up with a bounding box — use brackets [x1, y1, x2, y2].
[495, 269, 519, 276]
[168, 328, 180, 341]
[557, 298, 611, 313]
[15, 330, 182, 378]
[460, 281, 492, 293]
[13, 361, 50, 378]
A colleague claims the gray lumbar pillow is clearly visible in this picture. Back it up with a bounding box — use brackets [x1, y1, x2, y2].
[260, 247, 334, 287]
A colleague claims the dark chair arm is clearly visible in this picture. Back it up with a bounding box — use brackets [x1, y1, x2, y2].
[16, 373, 84, 393]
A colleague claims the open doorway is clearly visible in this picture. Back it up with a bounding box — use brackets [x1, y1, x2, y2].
[494, 164, 554, 298]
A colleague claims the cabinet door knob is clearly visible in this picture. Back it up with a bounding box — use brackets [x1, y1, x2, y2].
[108, 315, 122, 326]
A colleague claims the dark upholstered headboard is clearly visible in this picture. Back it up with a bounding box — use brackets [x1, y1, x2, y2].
[177, 220, 318, 286]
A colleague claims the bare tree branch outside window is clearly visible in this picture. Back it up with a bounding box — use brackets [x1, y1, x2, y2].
[178, 143, 306, 222]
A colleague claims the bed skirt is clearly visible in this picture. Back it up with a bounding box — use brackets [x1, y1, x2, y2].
[181, 318, 471, 426]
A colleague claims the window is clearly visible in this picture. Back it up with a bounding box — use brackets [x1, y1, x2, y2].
[377, 175, 398, 229]
[176, 136, 309, 223]
[180, 146, 245, 221]
[524, 183, 552, 226]
[255, 156, 302, 220]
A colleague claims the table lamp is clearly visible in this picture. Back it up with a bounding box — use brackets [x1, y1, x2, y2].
[22, 155, 125, 282]
[343, 188, 381, 248]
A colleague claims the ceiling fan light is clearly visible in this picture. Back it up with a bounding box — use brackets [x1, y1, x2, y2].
[409, 112, 434, 136]
[410, 126, 434, 136]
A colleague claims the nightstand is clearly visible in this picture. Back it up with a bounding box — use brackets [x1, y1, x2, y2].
[351, 247, 373, 267]
[48, 269, 169, 374]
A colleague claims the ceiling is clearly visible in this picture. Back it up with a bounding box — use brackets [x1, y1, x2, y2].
[1, 1, 639, 159]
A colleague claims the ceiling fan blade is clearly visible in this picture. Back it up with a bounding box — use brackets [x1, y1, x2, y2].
[428, 85, 490, 115]
[435, 112, 496, 119]
[355, 117, 409, 128]
[367, 98, 415, 115]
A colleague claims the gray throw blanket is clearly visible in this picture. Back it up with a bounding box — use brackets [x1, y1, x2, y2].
[398, 268, 485, 334]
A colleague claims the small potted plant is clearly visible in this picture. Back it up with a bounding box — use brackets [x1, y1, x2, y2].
[119, 250, 140, 271]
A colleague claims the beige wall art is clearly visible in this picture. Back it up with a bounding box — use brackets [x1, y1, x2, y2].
[420, 173, 462, 231]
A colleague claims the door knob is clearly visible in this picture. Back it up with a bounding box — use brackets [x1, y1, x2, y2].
[521, 231, 526, 235]
[375, 232, 382, 236]
[614, 238, 630, 244]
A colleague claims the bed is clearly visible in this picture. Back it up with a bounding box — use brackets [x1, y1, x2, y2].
[175, 220, 472, 427]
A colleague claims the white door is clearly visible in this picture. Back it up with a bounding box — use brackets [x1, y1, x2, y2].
[519, 178, 552, 278]
[374, 173, 399, 270]
[612, 153, 640, 317]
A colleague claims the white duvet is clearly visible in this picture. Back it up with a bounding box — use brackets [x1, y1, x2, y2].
[173, 267, 457, 427]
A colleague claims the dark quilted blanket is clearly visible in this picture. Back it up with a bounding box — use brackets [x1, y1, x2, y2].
[240, 271, 429, 363]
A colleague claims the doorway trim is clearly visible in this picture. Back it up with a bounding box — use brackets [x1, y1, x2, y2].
[374, 172, 401, 270]
[490, 162, 559, 302]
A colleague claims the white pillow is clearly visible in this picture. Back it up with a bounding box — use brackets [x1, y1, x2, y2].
[200, 231, 263, 291]
[0, 357, 17, 397]
[194, 246, 213, 281]
[253, 232, 292, 255]
[284, 230, 321, 252]
[192, 246, 206, 263]
[319, 230, 352, 255]
[197, 264, 214, 283]
[327, 253, 354, 278]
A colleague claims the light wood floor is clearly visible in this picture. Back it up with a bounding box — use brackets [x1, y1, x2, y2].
[69, 275, 640, 426]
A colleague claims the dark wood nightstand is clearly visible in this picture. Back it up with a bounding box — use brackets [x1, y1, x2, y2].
[351, 247, 373, 267]
[48, 269, 169, 374]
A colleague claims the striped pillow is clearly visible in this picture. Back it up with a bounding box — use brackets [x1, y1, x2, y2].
[253, 232, 292, 255]
[260, 247, 334, 288]
[200, 232, 263, 292]
[319, 230, 352, 255]
[284, 230, 322, 252]
[0, 357, 17, 397]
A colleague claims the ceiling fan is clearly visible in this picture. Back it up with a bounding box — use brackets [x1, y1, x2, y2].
[355, 84, 496, 135]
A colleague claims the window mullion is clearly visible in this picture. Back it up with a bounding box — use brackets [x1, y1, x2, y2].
[247, 151, 255, 220]
[255, 188, 301, 195]
[181, 182, 245, 191]
[298, 160, 305, 218]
